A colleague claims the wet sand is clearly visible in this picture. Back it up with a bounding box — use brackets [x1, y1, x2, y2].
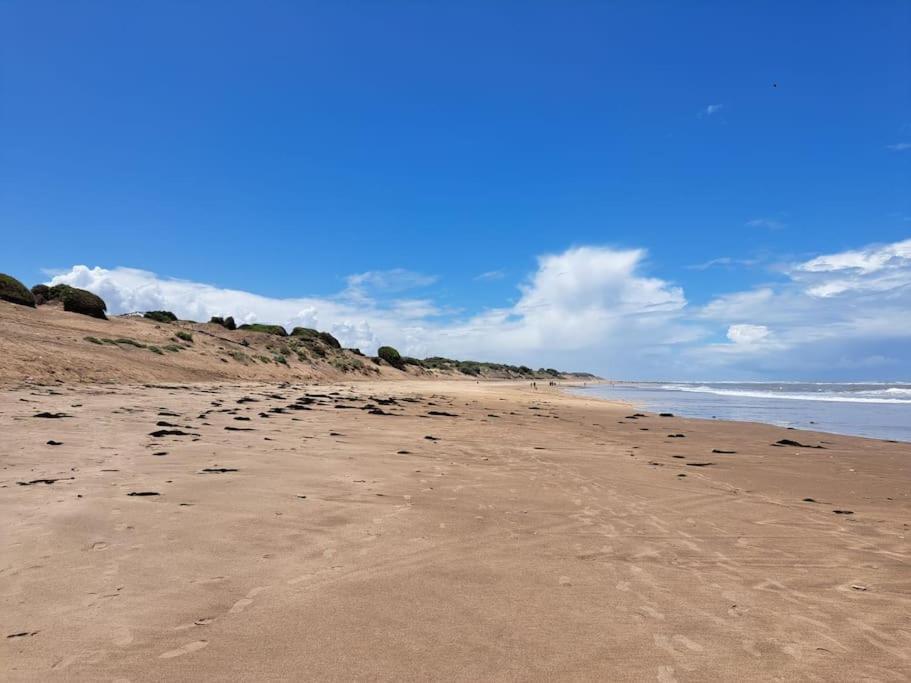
[2, 380, 909, 680]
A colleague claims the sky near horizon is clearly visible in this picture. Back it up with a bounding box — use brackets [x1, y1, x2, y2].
[2, 1, 909, 380]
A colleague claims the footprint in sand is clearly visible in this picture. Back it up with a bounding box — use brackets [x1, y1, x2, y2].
[657, 665, 678, 683]
[229, 586, 268, 614]
[173, 617, 215, 631]
[159, 640, 208, 659]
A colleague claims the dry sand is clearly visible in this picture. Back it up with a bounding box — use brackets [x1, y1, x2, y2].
[2, 379, 909, 681]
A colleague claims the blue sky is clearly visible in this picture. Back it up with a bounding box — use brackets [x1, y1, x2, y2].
[2, 2, 909, 379]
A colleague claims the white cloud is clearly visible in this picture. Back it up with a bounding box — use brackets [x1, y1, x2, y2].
[45, 237, 911, 380]
[46, 247, 690, 377]
[687, 256, 759, 270]
[689, 237, 911, 375]
[343, 268, 437, 302]
[726, 324, 770, 345]
[797, 239, 911, 275]
[701, 103, 724, 117]
[886, 142, 911, 151]
[746, 218, 786, 230]
[699, 288, 774, 321]
[475, 270, 505, 281]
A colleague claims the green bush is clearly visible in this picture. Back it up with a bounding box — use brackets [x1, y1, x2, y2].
[175, 331, 193, 342]
[31, 284, 50, 304]
[148, 346, 164, 355]
[377, 345, 404, 369]
[47, 284, 74, 301]
[239, 323, 288, 336]
[163, 344, 182, 352]
[62, 288, 107, 319]
[210, 315, 237, 330]
[0, 274, 36, 307]
[318, 331, 341, 349]
[84, 336, 103, 345]
[144, 310, 177, 323]
[291, 326, 319, 340]
[114, 338, 145, 348]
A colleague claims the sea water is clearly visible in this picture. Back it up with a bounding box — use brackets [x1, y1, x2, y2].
[572, 382, 911, 442]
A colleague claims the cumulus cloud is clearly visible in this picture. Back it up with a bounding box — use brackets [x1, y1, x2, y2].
[45, 237, 911, 380]
[726, 324, 770, 345]
[690, 237, 911, 375]
[46, 247, 691, 377]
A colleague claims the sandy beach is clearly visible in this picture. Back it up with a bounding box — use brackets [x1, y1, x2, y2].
[2, 378, 909, 681]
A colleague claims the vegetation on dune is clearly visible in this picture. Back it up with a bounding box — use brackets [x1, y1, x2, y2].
[148, 345, 164, 355]
[46, 284, 74, 301]
[410, 356, 588, 379]
[62, 287, 107, 319]
[291, 327, 341, 348]
[378, 345, 405, 369]
[210, 316, 237, 330]
[290, 326, 319, 339]
[144, 310, 177, 323]
[239, 323, 288, 336]
[318, 331, 341, 349]
[30, 284, 50, 304]
[175, 331, 193, 342]
[0, 274, 36, 307]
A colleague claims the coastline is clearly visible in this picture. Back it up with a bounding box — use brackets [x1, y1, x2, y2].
[2, 379, 909, 680]
[566, 381, 911, 444]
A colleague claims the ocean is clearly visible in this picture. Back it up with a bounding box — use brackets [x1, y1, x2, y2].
[571, 382, 911, 442]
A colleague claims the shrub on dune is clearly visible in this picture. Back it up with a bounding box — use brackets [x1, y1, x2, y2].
[318, 331, 341, 349]
[62, 288, 107, 319]
[0, 274, 36, 307]
[378, 345, 404, 369]
[210, 316, 238, 330]
[291, 327, 319, 340]
[144, 310, 177, 323]
[238, 323, 288, 336]
[30, 284, 49, 304]
[47, 284, 74, 301]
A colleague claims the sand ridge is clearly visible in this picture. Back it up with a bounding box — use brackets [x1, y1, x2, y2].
[1, 380, 910, 680]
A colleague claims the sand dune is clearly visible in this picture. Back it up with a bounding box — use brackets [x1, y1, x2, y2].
[2, 378, 909, 680]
